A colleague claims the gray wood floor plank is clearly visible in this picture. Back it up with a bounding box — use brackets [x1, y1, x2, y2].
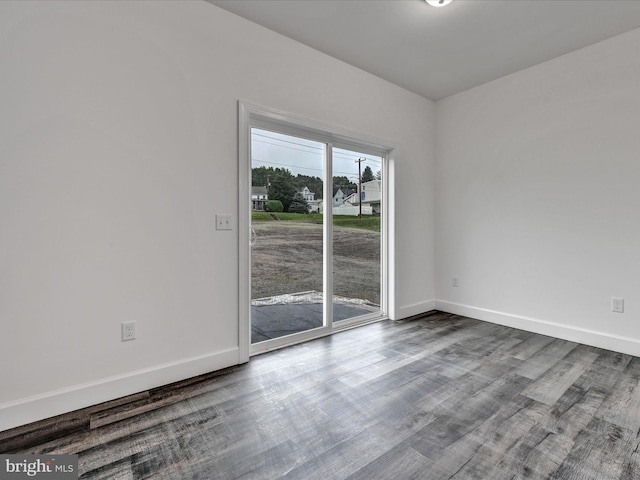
[595, 357, 640, 432]
[345, 447, 431, 480]
[278, 419, 418, 480]
[348, 447, 432, 480]
[521, 346, 599, 405]
[337, 347, 443, 388]
[508, 333, 555, 360]
[620, 438, 640, 480]
[514, 338, 578, 380]
[4, 313, 640, 480]
[407, 372, 532, 462]
[550, 418, 636, 480]
[485, 373, 618, 479]
[438, 395, 550, 480]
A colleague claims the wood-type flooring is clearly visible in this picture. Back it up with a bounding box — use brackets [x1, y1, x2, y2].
[3, 312, 640, 479]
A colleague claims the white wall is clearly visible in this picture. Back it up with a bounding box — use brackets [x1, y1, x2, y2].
[436, 27, 640, 355]
[0, 1, 435, 431]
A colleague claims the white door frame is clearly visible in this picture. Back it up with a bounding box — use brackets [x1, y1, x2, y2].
[238, 101, 395, 362]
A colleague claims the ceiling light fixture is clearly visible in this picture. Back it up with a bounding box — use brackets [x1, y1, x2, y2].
[426, 0, 453, 6]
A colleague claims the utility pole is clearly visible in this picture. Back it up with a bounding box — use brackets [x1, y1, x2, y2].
[355, 158, 366, 218]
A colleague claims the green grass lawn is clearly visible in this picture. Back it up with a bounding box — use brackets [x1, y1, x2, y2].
[252, 211, 380, 232]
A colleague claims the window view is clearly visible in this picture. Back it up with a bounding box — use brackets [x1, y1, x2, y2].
[250, 129, 325, 343]
[250, 128, 382, 344]
[331, 147, 382, 323]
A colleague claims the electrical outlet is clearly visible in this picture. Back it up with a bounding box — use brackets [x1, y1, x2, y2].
[612, 297, 624, 314]
[122, 321, 136, 341]
[452, 276, 459, 287]
[216, 214, 232, 231]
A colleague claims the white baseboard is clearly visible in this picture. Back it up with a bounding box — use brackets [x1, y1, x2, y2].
[6, 302, 637, 433]
[393, 299, 437, 321]
[0, 348, 240, 433]
[437, 300, 640, 357]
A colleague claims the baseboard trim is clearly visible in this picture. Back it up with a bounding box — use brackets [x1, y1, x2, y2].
[0, 348, 240, 433]
[393, 299, 436, 321]
[436, 300, 640, 357]
[6, 302, 637, 433]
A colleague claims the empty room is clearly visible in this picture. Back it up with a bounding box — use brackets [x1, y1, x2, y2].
[2, 0, 640, 478]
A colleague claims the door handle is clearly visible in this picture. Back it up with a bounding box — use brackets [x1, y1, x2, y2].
[250, 227, 257, 247]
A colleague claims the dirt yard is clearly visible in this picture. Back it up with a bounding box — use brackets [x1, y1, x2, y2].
[251, 221, 381, 305]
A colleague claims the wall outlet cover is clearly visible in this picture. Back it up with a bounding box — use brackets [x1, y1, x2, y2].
[122, 321, 136, 341]
[612, 297, 624, 314]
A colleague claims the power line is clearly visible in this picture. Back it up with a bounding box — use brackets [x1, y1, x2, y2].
[252, 135, 324, 154]
[252, 131, 382, 165]
[334, 150, 382, 162]
[252, 139, 381, 167]
[252, 139, 324, 157]
[334, 155, 382, 166]
[252, 131, 324, 150]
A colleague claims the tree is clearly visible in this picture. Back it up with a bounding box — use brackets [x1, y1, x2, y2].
[361, 165, 375, 183]
[269, 177, 296, 211]
[332, 176, 358, 196]
[288, 193, 310, 213]
[252, 166, 272, 187]
[252, 166, 297, 211]
[376, 169, 382, 180]
[265, 200, 283, 212]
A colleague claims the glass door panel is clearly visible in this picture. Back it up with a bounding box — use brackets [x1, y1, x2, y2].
[250, 128, 325, 343]
[331, 147, 382, 323]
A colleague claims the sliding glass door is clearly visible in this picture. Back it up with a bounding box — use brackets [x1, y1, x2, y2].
[240, 103, 388, 356]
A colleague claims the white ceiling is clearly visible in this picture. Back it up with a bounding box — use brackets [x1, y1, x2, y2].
[208, 0, 640, 101]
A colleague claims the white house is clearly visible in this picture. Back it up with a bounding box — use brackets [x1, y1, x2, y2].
[296, 186, 319, 212]
[297, 186, 314, 202]
[251, 186, 268, 211]
[337, 181, 381, 215]
[333, 188, 356, 206]
[360, 180, 382, 215]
